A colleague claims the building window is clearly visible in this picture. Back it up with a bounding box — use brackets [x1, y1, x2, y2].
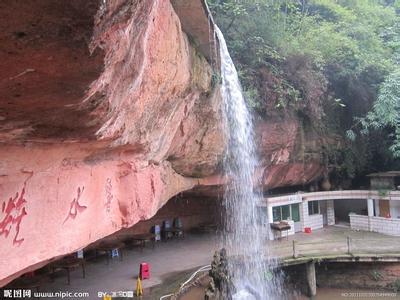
[272, 203, 301, 222]
[272, 206, 281, 222]
[308, 201, 319, 215]
[281, 205, 290, 220]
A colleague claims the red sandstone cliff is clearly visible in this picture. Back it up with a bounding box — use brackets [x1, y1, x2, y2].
[0, 0, 325, 285]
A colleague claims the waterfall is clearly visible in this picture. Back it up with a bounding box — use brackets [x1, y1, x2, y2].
[215, 26, 283, 299]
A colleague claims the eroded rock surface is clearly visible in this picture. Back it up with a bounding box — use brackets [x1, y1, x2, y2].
[0, 0, 325, 285]
[0, 0, 224, 285]
[256, 117, 325, 189]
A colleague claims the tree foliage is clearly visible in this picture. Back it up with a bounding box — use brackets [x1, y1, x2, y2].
[208, 0, 400, 160]
[349, 69, 400, 157]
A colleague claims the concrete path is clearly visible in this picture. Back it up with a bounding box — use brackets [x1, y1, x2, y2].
[40, 234, 218, 299]
[268, 226, 400, 259]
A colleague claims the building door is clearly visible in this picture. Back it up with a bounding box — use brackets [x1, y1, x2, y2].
[320, 200, 328, 225]
[379, 200, 390, 217]
[291, 203, 302, 232]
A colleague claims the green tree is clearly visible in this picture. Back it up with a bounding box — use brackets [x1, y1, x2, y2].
[348, 69, 400, 157]
[208, 0, 400, 174]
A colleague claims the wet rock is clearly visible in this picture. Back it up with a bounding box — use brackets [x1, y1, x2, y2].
[206, 249, 233, 300]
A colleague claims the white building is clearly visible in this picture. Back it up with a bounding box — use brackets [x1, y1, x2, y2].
[260, 171, 400, 239]
[350, 171, 400, 236]
[260, 192, 335, 240]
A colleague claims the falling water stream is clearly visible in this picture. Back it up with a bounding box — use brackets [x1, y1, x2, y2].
[215, 27, 283, 300]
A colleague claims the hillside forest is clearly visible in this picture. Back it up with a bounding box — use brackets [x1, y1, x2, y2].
[208, 0, 400, 184]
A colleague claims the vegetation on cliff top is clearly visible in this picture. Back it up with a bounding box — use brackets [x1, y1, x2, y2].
[209, 0, 400, 181]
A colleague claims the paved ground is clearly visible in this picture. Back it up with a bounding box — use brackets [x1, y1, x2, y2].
[38, 226, 400, 299]
[268, 225, 400, 259]
[40, 234, 218, 299]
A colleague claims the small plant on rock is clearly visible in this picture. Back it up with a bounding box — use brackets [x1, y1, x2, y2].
[392, 279, 400, 293]
[370, 270, 383, 281]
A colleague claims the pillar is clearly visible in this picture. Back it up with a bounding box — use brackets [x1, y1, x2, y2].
[301, 202, 309, 230]
[367, 198, 374, 231]
[306, 261, 317, 297]
[267, 205, 273, 224]
[326, 200, 335, 225]
[267, 205, 274, 240]
[367, 199, 374, 217]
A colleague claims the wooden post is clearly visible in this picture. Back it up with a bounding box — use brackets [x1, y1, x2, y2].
[347, 236, 351, 254]
[292, 240, 298, 258]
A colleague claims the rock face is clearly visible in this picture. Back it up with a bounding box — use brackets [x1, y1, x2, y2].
[0, 0, 325, 285]
[0, 0, 224, 285]
[256, 116, 325, 189]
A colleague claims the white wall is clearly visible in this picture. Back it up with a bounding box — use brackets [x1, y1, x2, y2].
[267, 199, 333, 238]
[350, 213, 400, 236]
[301, 202, 323, 231]
[390, 200, 400, 219]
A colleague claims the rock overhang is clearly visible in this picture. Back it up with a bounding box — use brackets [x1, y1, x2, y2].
[0, 0, 327, 286]
[0, 0, 223, 286]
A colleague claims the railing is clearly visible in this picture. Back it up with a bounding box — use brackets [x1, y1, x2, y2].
[268, 237, 400, 260]
[350, 213, 400, 236]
